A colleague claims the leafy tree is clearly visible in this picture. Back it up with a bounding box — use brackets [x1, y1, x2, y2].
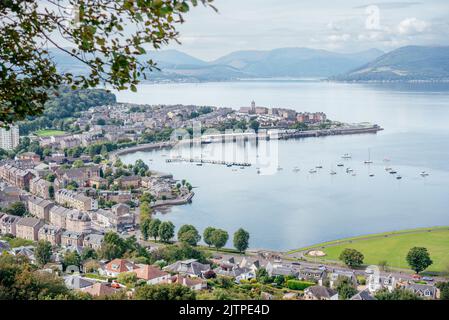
[158, 221, 175, 243]
[148, 219, 162, 241]
[117, 272, 138, 288]
[139, 201, 152, 223]
[255, 268, 272, 284]
[0, 0, 216, 126]
[140, 218, 151, 241]
[48, 185, 55, 199]
[72, 159, 84, 168]
[6, 202, 27, 217]
[375, 288, 422, 300]
[93, 155, 102, 164]
[62, 251, 81, 270]
[406, 247, 433, 274]
[96, 119, 106, 126]
[436, 282, 449, 300]
[336, 277, 357, 300]
[0, 255, 72, 300]
[339, 248, 364, 268]
[210, 229, 229, 251]
[233, 228, 250, 253]
[35, 240, 52, 267]
[134, 283, 196, 300]
[80, 248, 97, 262]
[249, 120, 260, 133]
[203, 227, 216, 247]
[177, 224, 201, 246]
[46, 173, 56, 182]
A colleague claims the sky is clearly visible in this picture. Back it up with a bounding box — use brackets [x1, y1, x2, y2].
[39, 0, 449, 61]
[166, 0, 449, 60]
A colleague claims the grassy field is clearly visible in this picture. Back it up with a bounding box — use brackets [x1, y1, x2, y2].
[292, 227, 449, 274]
[34, 129, 66, 137]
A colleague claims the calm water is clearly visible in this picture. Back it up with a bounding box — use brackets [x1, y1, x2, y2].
[118, 81, 449, 251]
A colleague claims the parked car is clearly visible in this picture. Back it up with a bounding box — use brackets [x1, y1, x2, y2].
[422, 276, 434, 282]
[412, 274, 422, 280]
[365, 267, 375, 274]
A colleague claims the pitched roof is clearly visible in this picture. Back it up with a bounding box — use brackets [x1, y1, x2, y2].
[82, 282, 118, 297]
[305, 285, 337, 299]
[350, 289, 376, 300]
[104, 259, 137, 273]
[134, 265, 169, 281]
[17, 217, 42, 228]
[64, 275, 96, 290]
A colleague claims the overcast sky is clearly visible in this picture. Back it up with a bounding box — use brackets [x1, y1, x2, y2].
[163, 0, 449, 60]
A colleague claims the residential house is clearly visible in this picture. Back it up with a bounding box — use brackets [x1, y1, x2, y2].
[328, 270, 357, 289]
[64, 275, 96, 290]
[29, 177, 52, 199]
[16, 217, 44, 241]
[18, 152, 41, 163]
[9, 246, 36, 264]
[0, 214, 20, 235]
[299, 267, 327, 283]
[404, 283, 438, 299]
[49, 205, 69, 229]
[368, 274, 397, 293]
[265, 262, 299, 278]
[65, 211, 91, 233]
[98, 190, 132, 203]
[54, 166, 100, 188]
[304, 285, 337, 300]
[350, 289, 376, 300]
[163, 259, 211, 278]
[82, 233, 104, 250]
[134, 264, 171, 285]
[0, 163, 35, 189]
[99, 258, 138, 277]
[61, 231, 84, 247]
[38, 225, 62, 246]
[92, 207, 134, 231]
[114, 175, 141, 189]
[87, 176, 108, 189]
[81, 282, 118, 297]
[55, 189, 98, 211]
[27, 196, 54, 221]
[169, 275, 207, 291]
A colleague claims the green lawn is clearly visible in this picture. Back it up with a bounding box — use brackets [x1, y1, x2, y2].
[296, 227, 449, 274]
[34, 129, 66, 137]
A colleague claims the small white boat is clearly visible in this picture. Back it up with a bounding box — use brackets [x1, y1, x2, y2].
[369, 173, 375, 177]
[346, 168, 354, 173]
[293, 168, 300, 173]
[396, 176, 402, 180]
[330, 170, 337, 175]
[385, 167, 392, 171]
[337, 163, 344, 167]
[364, 149, 373, 164]
[316, 165, 323, 169]
[309, 169, 317, 174]
[420, 171, 429, 177]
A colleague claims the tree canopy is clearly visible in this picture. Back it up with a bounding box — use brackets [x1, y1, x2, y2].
[339, 248, 364, 268]
[233, 228, 249, 253]
[177, 224, 201, 246]
[406, 247, 433, 274]
[0, 0, 216, 126]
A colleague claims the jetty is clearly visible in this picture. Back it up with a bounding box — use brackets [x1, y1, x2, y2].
[166, 157, 252, 167]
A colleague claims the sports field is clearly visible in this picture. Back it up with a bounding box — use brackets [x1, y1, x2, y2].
[34, 129, 66, 137]
[290, 227, 449, 273]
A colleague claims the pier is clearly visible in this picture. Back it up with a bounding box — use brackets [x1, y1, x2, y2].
[166, 157, 252, 167]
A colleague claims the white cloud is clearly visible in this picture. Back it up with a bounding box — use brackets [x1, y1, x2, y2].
[397, 18, 429, 35]
[328, 34, 351, 42]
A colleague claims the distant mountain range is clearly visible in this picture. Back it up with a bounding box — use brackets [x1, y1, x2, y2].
[332, 46, 449, 82]
[48, 45, 449, 82]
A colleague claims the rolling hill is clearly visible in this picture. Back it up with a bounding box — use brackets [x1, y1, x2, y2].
[334, 46, 449, 81]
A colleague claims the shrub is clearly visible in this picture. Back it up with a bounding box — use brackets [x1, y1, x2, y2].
[286, 280, 315, 291]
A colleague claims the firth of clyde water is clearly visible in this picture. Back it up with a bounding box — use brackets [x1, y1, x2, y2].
[117, 81, 449, 251]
